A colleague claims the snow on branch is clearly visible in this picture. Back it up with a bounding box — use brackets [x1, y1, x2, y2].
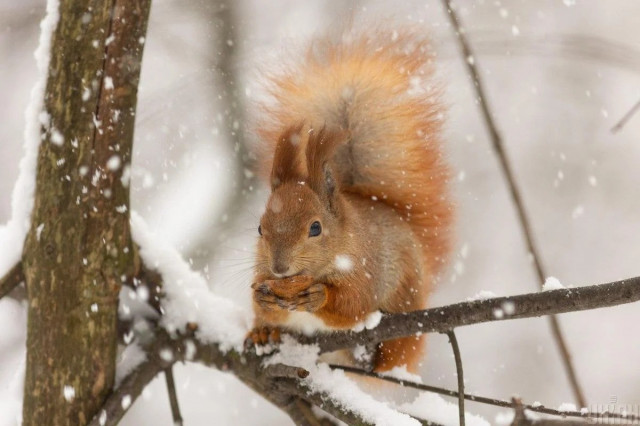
[130, 212, 250, 349]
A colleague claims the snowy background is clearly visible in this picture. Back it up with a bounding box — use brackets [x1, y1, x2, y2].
[1, 0, 640, 424]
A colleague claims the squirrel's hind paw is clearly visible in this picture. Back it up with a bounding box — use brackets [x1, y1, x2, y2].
[244, 326, 281, 351]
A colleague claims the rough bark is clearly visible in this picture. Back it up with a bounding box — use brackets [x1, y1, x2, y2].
[22, 0, 151, 424]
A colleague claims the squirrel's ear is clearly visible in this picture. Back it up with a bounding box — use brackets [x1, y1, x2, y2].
[270, 123, 306, 190]
[322, 162, 337, 202]
[306, 126, 346, 212]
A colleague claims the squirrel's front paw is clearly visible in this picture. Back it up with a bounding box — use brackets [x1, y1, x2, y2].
[252, 277, 327, 313]
[288, 283, 328, 313]
[252, 282, 291, 311]
[262, 275, 315, 299]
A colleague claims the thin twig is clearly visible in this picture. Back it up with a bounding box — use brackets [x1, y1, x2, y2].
[264, 363, 310, 380]
[164, 367, 183, 426]
[328, 365, 640, 423]
[446, 331, 465, 426]
[0, 262, 24, 300]
[439, 0, 587, 408]
[611, 97, 640, 133]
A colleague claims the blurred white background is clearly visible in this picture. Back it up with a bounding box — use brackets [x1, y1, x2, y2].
[1, 0, 639, 424]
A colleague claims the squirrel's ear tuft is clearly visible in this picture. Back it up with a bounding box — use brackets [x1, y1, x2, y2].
[306, 126, 346, 212]
[270, 123, 306, 190]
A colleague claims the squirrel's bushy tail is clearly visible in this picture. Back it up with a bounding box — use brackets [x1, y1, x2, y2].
[254, 30, 453, 275]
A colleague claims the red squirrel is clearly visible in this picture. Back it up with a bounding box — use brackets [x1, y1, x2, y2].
[248, 31, 453, 372]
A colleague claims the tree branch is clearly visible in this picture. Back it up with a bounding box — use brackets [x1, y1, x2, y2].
[440, 0, 586, 407]
[0, 262, 24, 300]
[92, 273, 640, 425]
[329, 365, 640, 424]
[90, 330, 311, 426]
[94, 328, 432, 426]
[306, 275, 640, 353]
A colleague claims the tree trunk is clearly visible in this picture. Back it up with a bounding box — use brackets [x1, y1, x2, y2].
[22, 0, 151, 424]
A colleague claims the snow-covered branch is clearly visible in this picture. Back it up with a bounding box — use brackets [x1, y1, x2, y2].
[92, 328, 416, 426]
[95, 265, 640, 426]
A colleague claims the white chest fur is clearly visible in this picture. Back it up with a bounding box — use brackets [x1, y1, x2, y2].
[284, 311, 335, 335]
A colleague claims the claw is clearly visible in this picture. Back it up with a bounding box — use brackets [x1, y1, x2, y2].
[258, 284, 271, 295]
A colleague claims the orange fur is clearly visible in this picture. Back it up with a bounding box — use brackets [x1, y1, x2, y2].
[250, 30, 453, 373]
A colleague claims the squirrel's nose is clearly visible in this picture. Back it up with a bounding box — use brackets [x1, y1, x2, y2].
[271, 260, 290, 277]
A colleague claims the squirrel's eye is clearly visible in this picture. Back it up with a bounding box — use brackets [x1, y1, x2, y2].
[309, 221, 322, 237]
[258, 224, 262, 236]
